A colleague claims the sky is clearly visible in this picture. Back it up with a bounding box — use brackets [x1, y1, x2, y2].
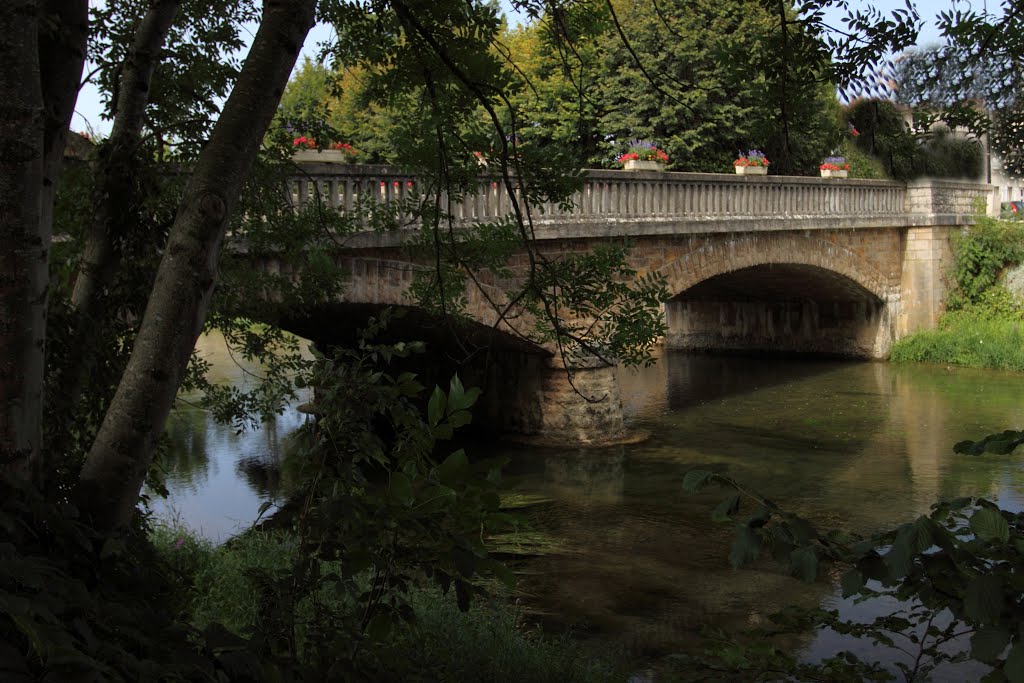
[70, 0, 950, 136]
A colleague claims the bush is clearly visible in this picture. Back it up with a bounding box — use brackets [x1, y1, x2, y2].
[846, 99, 919, 180]
[919, 128, 983, 180]
[890, 310, 1024, 371]
[947, 215, 1024, 309]
[841, 139, 888, 179]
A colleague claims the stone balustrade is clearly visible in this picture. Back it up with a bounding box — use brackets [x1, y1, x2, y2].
[288, 164, 989, 236]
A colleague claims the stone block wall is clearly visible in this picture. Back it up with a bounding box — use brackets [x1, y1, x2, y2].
[905, 179, 994, 216]
[897, 225, 957, 335]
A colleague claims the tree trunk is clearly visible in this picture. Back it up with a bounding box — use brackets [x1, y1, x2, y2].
[53, 0, 179, 450]
[36, 0, 89, 483]
[76, 0, 316, 530]
[0, 1, 46, 482]
[70, 0, 180, 317]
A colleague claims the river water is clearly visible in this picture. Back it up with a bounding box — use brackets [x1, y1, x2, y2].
[155, 336, 1024, 678]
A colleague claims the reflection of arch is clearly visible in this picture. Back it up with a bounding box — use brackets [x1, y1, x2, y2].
[656, 233, 894, 302]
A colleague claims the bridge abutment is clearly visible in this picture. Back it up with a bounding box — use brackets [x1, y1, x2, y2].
[897, 225, 956, 337]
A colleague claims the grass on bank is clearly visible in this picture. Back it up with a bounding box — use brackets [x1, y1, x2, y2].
[150, 521, 627, 683]
[890, 309, 1024, 372]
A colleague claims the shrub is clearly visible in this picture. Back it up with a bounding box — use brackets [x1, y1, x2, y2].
[947, 215, 1024, 309]
[151, 524, 627, 683]
[891, 310, 1024, 371]
[841, 140, 888, 179]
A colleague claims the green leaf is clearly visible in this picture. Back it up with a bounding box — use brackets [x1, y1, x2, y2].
[452, 547, 476, 578]
[964, 574, 1004, 625]
[682, 469, 714, 493]
[783, 515, 818, 545]
[711, 494, 741, 522]
[971, 626, 1010, 664]
[427, 386, 446, 426]
[971, 508, 1010, 543]
[448, 375, 465, 413]
[729, 526, 761, 569]
[746, 506, 772, 528]
[1006, 644, 1024, 683]
[437, 450, 469, 486]
[841, 569, 865, 597]
[446, 375, 481, 413]
[789, 546, 818, 582]
[448, 410, 472, 429]
[884, 517, 933, 579]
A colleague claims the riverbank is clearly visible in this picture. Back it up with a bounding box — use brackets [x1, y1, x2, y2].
[891, 309, 1024, 372]
[891, 214, 1024, 372]
[151, 521, 630, 682]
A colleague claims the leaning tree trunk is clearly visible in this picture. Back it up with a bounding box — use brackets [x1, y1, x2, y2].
[76, 0, 316, 530]
[0, 1, 46, 482]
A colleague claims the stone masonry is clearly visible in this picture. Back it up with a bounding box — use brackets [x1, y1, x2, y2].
[268, 168, 993, 444]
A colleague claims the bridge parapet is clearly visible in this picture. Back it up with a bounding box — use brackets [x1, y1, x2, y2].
[288, 164, 911, 227]
[904, 178, 995, 216]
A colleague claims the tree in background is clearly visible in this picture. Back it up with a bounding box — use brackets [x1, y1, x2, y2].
[891, 6, 1023, 177]
[846, 98, 984, 181]
[502, 0, 843, 174]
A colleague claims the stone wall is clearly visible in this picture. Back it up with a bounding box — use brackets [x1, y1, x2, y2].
[905, 179, 995, 216]
[898, 225, 957, 335]
[665, 298, 892, 358]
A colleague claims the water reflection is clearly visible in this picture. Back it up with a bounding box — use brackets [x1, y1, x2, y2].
[503, 352, 1024, 666]
[543, 449, 625, 503]
[159, 343, 1024, 670]
[148, 331, 312, 540]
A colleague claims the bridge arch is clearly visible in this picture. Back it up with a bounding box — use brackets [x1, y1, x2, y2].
[268, 252, 630, 444]
[655, 232, 894, 301]
[655, 233, 897, 358]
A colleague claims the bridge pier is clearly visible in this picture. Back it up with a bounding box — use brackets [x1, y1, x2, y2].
[533, 358, 628, 445]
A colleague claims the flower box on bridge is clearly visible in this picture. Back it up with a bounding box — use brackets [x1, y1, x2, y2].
[623, 159, 667, 172]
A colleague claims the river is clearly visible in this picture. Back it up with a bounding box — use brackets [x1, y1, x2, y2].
[154, 335, 1024, 679]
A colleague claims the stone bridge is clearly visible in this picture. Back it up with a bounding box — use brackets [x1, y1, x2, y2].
[270, 163, 992, 445]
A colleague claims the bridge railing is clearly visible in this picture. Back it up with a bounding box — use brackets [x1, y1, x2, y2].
[287, 163, 912, 225]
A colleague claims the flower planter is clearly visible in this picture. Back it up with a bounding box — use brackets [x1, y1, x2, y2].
[820, 169, 848, 178]
[624, 159, 667, 172]
[292, 149, 350, 163]
[734, 165, 767, 175]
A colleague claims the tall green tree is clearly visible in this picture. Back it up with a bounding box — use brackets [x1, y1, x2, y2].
[503, 0, 844, 173]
